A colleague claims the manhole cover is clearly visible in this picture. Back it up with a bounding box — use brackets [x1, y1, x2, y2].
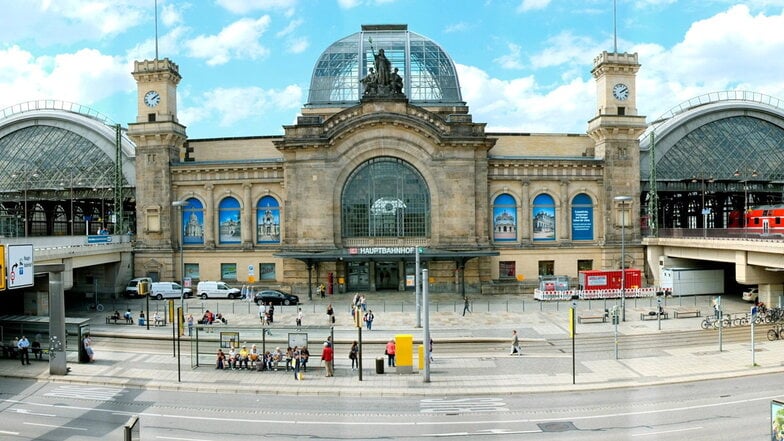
[538, 422, 577, 432]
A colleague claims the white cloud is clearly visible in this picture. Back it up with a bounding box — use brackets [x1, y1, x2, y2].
[180, 85, 303, 133]
[185, 16, 272, 66]
[286, 37, 310, 54]
[0, 46, 131, 110]
[217, 0, 298, 14]
[494, 43, 525, 70]
[516, 0, 551, 13]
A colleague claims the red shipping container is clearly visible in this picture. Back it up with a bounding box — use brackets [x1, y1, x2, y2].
[579, 269, 641, 290]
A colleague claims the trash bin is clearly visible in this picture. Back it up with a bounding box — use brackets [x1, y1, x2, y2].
[375, 357, 384, 374]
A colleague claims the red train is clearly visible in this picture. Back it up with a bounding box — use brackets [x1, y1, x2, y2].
[738, 205, 784, 235]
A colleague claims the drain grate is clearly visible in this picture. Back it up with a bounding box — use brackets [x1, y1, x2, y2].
[538, 422, 577, 432]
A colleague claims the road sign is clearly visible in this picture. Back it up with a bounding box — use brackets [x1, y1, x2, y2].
[7, 244, 34, 289]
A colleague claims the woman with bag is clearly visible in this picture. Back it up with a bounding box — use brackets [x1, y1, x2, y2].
[349, 341, 359, 371]
[326, 303, 335, 325]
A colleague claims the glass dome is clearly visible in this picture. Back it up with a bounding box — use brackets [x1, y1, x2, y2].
[306, 24, 464, 108]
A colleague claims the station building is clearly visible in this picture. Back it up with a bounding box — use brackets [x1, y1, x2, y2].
[3, 24, 784, 299]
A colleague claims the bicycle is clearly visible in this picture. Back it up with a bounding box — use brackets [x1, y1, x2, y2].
[768, 325, 784, 341]
[87, 302, 104, 312]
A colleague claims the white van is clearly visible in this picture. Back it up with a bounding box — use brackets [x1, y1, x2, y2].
[196, 281, 242, 299]
[150, 282, 193, 300]
[125, 277, 153, 298]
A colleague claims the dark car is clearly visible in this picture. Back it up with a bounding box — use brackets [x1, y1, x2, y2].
[254, 289, 300, 306]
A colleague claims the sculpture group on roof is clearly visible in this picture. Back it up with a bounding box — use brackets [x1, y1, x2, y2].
[361, 43, 404, 98]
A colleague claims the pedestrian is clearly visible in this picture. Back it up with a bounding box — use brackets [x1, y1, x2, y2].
[17, 335, 31, 365]
[326, 303, 335, 325]
[385, 339, 396, 367]
[186, 313, 194, 336]
[462, 297, 471, 316]
[364, 309, 374, 331]
[259, 302, 267, 323]
[267, 302, 275, 324]
[349, 340, 359, 371]
[510, 330, 522, 356]
[360, 294, 367, 312]
[321, 342, 334, 377]
[429, 338, 434, 362]
[296, 308, 303, 328]
[292, 346, 301, 380]
[83, 333, 95, 362]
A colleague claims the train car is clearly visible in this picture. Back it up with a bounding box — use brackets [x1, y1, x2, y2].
[745, 204, 784, 236]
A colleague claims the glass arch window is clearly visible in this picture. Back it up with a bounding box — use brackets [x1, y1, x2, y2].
[53, 205, 67, 236]
[571, 193, 594, 240]
[493, 194, 517, 242]
[256, 196, 281, 244]
[341, 157, 430, 238]
[183, 198, 205, 245]
[532, 194, 556, 241]
[218, 197, 241, 244]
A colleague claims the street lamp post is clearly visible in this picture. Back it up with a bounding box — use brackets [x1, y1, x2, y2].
[614, 195, 633, 322]
[691, 175, 713, 237]
[12, 171, 38, 237]
[172, 200, 189, 313]
[734, 168, 759, 229]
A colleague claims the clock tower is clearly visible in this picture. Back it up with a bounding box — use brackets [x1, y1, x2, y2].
[127, 58, 187, 278]
[587, 51, 647, 248]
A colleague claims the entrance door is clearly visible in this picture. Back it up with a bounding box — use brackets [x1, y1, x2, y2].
[347, 262, 370, 292]
[375, 262, 399, 291]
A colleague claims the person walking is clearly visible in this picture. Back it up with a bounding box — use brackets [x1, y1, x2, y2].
[326, 303, 335, 325]
[349, 340, 359, 371]
[186, 313, 194, 336]
[364, 309, 374, 331]
[510, 330, 522, 356]
[385, 339, 396, 367]
[321, 342, 334, 377]
[83, 333, 95, 362]
[292, 346, 301, 380]
[296, 308, 303, 328]
[17, 335, 31, 365]
[462, 297, 471, 316]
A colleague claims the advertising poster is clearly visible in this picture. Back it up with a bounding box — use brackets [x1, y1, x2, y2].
[772, 399, 784, 440]
[8, 244, 34, 289]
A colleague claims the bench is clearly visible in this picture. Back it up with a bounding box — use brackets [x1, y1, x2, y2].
[578, 313, 607, 324]
[105, 316, 134, 325]
[641, 311, 669, 320]
[674, 308, 701, 318]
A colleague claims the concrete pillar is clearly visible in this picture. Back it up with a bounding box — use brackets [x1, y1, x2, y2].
[47, 267, 68, 375]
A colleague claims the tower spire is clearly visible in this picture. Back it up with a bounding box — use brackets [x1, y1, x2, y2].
[154, 0, 159, 60]
[613, 0, 618, 53]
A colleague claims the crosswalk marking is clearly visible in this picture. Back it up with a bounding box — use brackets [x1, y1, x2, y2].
[44, 385, 125, 401]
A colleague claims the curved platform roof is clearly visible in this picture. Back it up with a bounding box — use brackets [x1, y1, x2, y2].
[306, 24, 464, 108]
[0, 100, 136, 196]
[640, 91, 784, 184]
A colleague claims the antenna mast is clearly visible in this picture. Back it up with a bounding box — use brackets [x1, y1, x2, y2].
[154, 0, 159, 59]
[613, 0, 618, 53]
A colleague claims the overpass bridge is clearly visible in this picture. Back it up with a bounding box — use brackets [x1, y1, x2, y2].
[644, 228, 784, 305]
[2, 235, 133, 300]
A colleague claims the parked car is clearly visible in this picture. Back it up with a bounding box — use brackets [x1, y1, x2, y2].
[150, 282, 193, 300]
[254, 289, 300, 306]
[742, 287, 758, 302]
[196, 281, 242, 299]
[125, 277, 153, 298]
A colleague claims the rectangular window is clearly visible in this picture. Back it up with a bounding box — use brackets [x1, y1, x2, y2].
[221, 263, 237, 281]
[538, 260, 554, 276]
[617, 107, 625, 116]
[184, 263, 200, 281]
[577, 260, 593, 272]
[259, 263, 276, 281]
[499, 261, 516, 279]
[145, 207, 160, 232]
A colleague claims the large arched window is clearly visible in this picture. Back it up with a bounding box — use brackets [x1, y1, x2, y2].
[256, 196, 280, 244]
[493, 194, 517, 242]
[571, 193, 594, 240]
[341, 157, 430, 238]
[218, 197, 241, 244]
[182, 198, 205, 245]
[53, 205, 67, 236]
[532, 194, 555, 241]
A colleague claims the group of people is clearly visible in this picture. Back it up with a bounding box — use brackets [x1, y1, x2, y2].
[258, 302, 276, 325]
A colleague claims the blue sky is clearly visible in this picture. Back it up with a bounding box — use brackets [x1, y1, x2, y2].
[2, 0, 784, 139]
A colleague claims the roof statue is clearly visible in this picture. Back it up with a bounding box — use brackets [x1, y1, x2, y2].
[361, 38, 405, 98]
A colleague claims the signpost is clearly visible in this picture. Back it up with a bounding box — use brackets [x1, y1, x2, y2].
[7, 244, 34, 289]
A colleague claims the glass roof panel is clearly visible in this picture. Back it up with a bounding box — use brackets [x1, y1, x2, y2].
[307, 25, 463, 107]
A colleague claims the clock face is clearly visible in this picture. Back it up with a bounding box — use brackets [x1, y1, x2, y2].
[612, 83, 629, 101]
[144, 90, 160, 107]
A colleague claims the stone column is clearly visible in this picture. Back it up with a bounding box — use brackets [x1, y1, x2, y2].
[242, 183, 253, 249]
[520, 180, 530, 242]
[559, 180, 569, 240]
[204, 184, 215, 248]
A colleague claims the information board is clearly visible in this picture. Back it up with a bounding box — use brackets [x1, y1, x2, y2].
[7, 244, 34, 289]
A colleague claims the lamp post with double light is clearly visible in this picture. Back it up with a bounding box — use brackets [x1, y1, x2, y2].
[734, 168, 758, 229]
[12, 171, 39, 237]
[614, 195, 632, 322]
[172, 200, 189, 383]
[691, 175, 713, 237]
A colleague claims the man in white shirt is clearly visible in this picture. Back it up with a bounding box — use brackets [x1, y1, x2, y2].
[17, 336, 31, 365]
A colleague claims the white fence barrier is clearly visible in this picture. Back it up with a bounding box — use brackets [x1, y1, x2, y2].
[534, 287, 658, 301]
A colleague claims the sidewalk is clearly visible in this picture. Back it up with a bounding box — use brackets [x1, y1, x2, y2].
[1, 292, 781, 397]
